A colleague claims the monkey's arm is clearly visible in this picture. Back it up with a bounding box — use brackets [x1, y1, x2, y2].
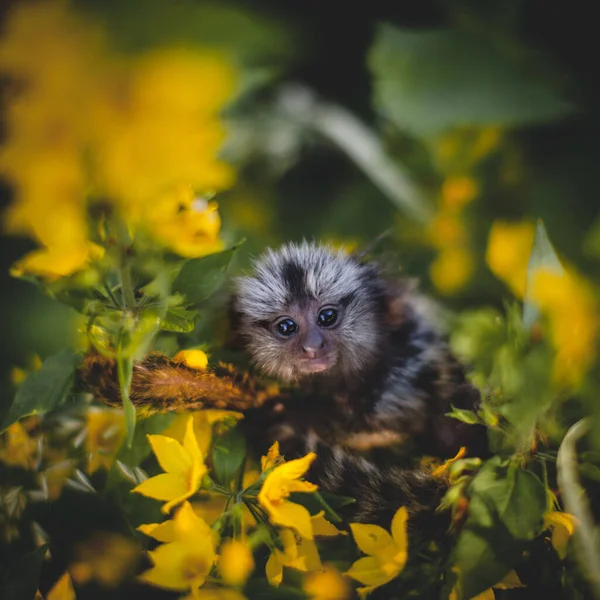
[78, 352, 280, 414]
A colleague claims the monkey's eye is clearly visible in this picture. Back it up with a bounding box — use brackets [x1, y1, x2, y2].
[317, 307, 338, 327]
[275, 318, 298, 337]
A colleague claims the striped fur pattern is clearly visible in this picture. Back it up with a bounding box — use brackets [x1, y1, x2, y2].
[235, 242, 388, 381]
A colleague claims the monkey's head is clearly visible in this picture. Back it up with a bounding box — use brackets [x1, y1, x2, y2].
[234, 242, 389, 382]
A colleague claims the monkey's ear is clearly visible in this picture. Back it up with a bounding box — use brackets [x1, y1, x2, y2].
[384, 278, 419, 326]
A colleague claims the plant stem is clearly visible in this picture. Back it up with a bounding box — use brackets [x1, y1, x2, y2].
[112, 217, 136, 312]
[556, 417, 600, 600]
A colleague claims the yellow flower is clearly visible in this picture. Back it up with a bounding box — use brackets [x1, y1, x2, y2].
[258, 452, 318, 540]
[0, 419, 40, 469]
[345, 506, 408, 595]
[70, 532, 140, 587]
[175, 349, 210, 370]
[261, 441, 283, 471]
[304, 566, 350, 600]
[219, 539, 255, 586]
[140, 501, 216, 593]
[162, 409, 243, 457]
[529, 268, 598, 386]
[46, 572, 75, 600]
[85, 407, 126, 474]
[486, 220, 536, 298]
[543, 511, 578, 559]
[266, 528, 322, 587]
[133, 416, 207, 513]
[430, 247, 474, 295]
[441, 176, 478, 210]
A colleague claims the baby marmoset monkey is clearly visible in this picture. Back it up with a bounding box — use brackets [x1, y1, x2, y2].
[234, 242, 485, 524]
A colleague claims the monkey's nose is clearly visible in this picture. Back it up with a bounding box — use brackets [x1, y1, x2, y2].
[302, 330, 325, 358]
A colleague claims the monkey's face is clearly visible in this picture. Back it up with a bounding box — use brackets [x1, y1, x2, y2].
[235, 243, 387, 382]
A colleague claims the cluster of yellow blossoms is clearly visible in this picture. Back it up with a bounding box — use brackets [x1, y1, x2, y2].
[0, 0, 237, 280]
[428, 127, 503, 295]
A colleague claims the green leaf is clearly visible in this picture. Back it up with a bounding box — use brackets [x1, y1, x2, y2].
[161, 307, 199, 332]
[172, 241, 244, 305]
[446, 406, 480, 425]
[369, 25, 575, 138]
[1, 350, 81, 431]
[452, 458, 547, 598]
[117, 354, 136, 448]
[0, 544, 48, 600]
[523, 220, 564, 331]
[79, 0, 292, 65]
[212, 426, 247, 489]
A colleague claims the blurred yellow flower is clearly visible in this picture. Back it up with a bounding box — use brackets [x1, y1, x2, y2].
[430, 214, 467, 247]
[219, 539, 255, 586]
[93, 48, 236, 210]
[265, 528, 322, 587]
[430, 247, 474, 295]
[85, 407, 125, 474]
[70, 532, 140, 587]
[441, 176, 478, 210]
[304, 566, 350, 600]
[0, 419, 40, 469]
[345, 506, 408, 596]
[486, 220, 536, 298]
[530, 268, 598, 386]
[258, 452, 318, 540]
[133, 416, 207, 513]
[140, 501, 216, 594]
[46, 572, 76, 600]
[141, 185, 224, 258]
[175, 349, 210, 370]
[0, 0, 237, 277]
[162, 409, 243, 457]
[543, 511, 578, 559]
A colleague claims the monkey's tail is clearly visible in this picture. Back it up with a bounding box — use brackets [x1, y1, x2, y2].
[77, 352, 280, 415]
[304, 442, 450, 530]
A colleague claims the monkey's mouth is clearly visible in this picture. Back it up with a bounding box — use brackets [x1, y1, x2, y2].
[297, 354, 336, 374]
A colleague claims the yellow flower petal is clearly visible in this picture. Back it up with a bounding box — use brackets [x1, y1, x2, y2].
[349, 523, 394, 557]
[133, 473, 190, 502]
[47, 572, 75, 600]
[312, 512, 347, 537]
[182, 415, 203, 467]
[147, 434, 191, 475]
[544, 511, 578, 559]
[265, 551, 283, 587]
[345, 556, 398, 587]
[274, 453, 317, 480]
[137, 520, 177, 543]
[390, 506, 408, 554]
[270, 500, 316, 540]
